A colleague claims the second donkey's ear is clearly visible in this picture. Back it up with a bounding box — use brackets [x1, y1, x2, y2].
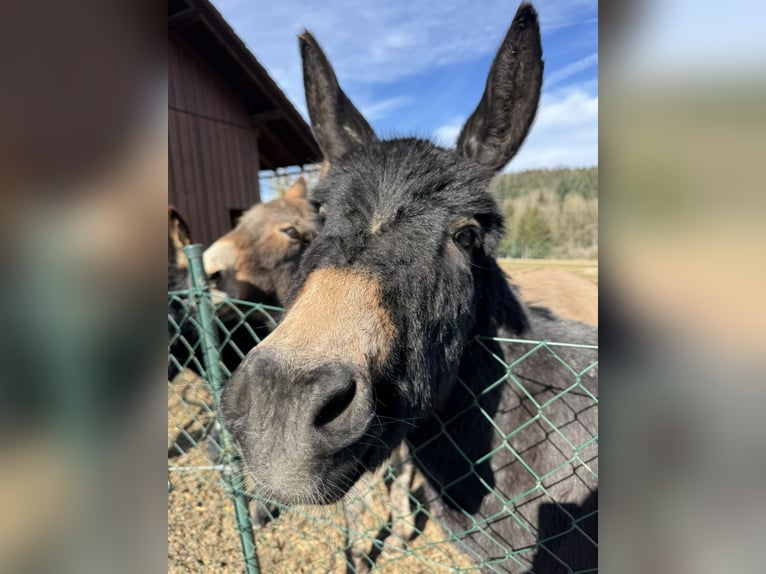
[284, 176, 307, 200]
[299, 31, 377, 162]
[457, 2, 544, 172]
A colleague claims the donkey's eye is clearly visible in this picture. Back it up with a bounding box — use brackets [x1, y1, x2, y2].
[282, 226, 300, 240]
[453, 227, 478, 250]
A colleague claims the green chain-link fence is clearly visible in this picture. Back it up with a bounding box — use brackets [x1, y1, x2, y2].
[168, 245, 598, 573]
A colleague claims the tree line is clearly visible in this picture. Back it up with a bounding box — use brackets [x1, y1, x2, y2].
[490, 167, 598, 259]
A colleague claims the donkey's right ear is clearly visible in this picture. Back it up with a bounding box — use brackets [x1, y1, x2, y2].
[299, 31, 376, 162]
[457, 3, 543, 172]
[284, 176, 307, 200]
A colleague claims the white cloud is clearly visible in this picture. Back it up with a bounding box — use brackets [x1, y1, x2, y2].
[506, 84, 598, 171]
[546, 53, 598, 88]
[359, 96, 412, 121]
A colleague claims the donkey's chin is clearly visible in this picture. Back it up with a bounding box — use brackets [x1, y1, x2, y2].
[248, 447, 374, 506]
[252, 480, 349, 506]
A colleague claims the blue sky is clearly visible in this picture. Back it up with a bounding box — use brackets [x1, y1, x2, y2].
[211, 0, 598, 173]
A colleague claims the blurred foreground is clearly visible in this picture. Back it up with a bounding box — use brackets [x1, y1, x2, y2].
[0, 1, 165, 573]
[602, 1, 766, 572]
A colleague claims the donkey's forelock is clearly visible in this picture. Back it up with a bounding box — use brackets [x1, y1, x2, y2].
[305, 140, 506, 250]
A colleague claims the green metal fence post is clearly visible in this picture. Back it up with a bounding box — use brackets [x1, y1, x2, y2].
[184, 244, 261, 574]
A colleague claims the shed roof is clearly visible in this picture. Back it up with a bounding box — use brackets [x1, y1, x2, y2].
[169, 0, 320, 169]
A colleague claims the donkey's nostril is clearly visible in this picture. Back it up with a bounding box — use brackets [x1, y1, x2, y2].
[313, 379, 357, 427]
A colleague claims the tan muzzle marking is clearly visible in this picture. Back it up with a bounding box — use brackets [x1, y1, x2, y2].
[259, 267, 397, 371]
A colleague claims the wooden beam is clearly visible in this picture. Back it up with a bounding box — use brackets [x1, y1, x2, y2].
[169, 7, 200, 30]
[258, 123, 293, 168]
[250, 109, 284, 124]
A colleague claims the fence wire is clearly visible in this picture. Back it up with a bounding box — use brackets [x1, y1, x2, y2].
[168, 248, 598, 573]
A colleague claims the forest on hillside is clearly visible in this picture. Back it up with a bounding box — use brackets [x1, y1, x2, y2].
[491, 167, 598, 259]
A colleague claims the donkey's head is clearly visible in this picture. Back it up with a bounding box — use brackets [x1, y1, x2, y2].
[202, 177, 318, 306]
[222, 3, 543, 504]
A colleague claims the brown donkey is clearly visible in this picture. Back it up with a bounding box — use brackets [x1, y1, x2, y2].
[203, 177, 318, 309]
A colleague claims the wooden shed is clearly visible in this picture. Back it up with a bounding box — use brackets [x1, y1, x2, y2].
[169, 0, 320, 246]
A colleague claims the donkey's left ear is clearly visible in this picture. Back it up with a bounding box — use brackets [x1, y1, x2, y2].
[168, 206, 191, 247]
[284, 176, 307, 200]
[457, 2, 543, 172]
[299, 31, 377, 162]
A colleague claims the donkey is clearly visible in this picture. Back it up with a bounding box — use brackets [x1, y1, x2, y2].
[221, 4, 597, 572]
[168, 178, 318, 381]
[203, 176, 317, 312]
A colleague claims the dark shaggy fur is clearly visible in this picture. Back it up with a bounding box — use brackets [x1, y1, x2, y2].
[222, 4, 597, 571]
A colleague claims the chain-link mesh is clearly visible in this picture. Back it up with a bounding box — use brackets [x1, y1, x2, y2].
[168, 250, 598, 573]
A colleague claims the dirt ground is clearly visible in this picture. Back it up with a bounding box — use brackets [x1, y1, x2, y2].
[497, 258, 598, 284]
[168, 370, 476, 573]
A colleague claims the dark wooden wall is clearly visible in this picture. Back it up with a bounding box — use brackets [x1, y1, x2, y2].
[169, 36, 261, 247]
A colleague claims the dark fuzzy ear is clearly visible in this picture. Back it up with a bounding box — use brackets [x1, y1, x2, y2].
[299, 31, 377, 162]
[168, 206, 191, 247]
[477, 258, 529, 335]
[457, 2, 543, 172]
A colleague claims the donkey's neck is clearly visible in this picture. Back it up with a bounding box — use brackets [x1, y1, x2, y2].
[409, 334, 507, 514]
